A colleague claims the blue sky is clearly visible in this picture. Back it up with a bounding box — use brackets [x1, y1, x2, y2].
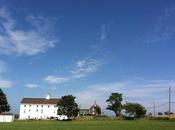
[0, 0, 175, 115]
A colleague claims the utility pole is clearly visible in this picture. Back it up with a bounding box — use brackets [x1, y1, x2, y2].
[153, 101, 156, 117]
[169, 86, 171, 118]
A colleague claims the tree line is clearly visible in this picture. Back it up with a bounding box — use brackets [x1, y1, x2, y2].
[56, 93, 146, 119]
[0, 88, 146, 119]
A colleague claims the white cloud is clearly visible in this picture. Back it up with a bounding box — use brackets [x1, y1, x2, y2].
[0, 80, 12, 88]
[0, 7, 58, 56]
[45, 75, 68, 85]
[45, 58, 104, 86]
[25, 83, 38, 88]
[71, 58, 103, 79]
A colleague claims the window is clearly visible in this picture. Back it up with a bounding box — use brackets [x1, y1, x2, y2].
[37, 105, 38, 107]
[41, 105, 43, 107]
[48, 105, 50, 108]
[24, 110, 26, 113]
[29, 105, 31, 107]
[41, 109, 43, 113]
[28, 116, 30, 119]
[24, 105, 26, 107]
[36, 109, 38, 112]
[29, 109, 31, 112]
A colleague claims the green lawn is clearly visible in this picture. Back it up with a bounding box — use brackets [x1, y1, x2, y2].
[0, 120, 175, 130]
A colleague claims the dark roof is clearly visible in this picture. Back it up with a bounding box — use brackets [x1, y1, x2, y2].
[80, 109, 89, 111]
[0, 113, 14, 115]
[21, 98, 60, 104]
[89, 104, 101, 110]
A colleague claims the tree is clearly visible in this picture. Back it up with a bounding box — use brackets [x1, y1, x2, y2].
[95, 106, 101, 115]
[124, 102, 146, 118]
[0, 88, 10, 113]
[57, 95, 79, 117]
[106, 93, 123, 116]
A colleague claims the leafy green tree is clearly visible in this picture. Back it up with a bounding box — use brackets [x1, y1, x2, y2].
[57, 95, 79, 117]
[0, 88, 10, 113]
[106, 93, 123, 116]
[124, 102, 146, 118]
[95, 106, 101, 115]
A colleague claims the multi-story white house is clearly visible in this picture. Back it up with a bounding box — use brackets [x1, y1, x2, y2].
[19, 94, 59, 120]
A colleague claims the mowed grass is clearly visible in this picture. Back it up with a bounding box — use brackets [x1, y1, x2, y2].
[0, 119, 175, 130]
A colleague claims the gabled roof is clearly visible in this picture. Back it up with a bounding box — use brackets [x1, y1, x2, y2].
[0, 113, 14, 115]
[21, 98, 60, 104]
[89, 104, 101, 109]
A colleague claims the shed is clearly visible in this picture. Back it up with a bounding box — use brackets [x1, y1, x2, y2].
[0, 113, 14, 122]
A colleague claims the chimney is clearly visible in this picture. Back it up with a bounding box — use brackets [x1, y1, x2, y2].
[94, 101, 97, 107]
[46, 93, 51, 100]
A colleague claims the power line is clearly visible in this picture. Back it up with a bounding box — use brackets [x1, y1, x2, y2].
[146, 101, 175, 109]
[146, 102, 169, 109]
[146, 86, 174, 117]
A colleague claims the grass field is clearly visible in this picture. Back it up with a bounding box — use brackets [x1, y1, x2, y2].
[0, 119, 175, 130]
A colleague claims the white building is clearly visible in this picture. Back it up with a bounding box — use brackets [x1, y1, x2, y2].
[19, 94, 59, 120]
[0, 113, 14, 122]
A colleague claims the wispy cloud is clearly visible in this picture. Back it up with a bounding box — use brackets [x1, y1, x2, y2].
[100, 24, 107, 41]
[0, 80, 12, 88]
[71, 58, 104, 79]
[25, 83, 38, 88]
[45, 75, 68, 85]
[146, 6, 175, 44]
[0, 7, 58, 56]
[44, 58, 103, 86]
